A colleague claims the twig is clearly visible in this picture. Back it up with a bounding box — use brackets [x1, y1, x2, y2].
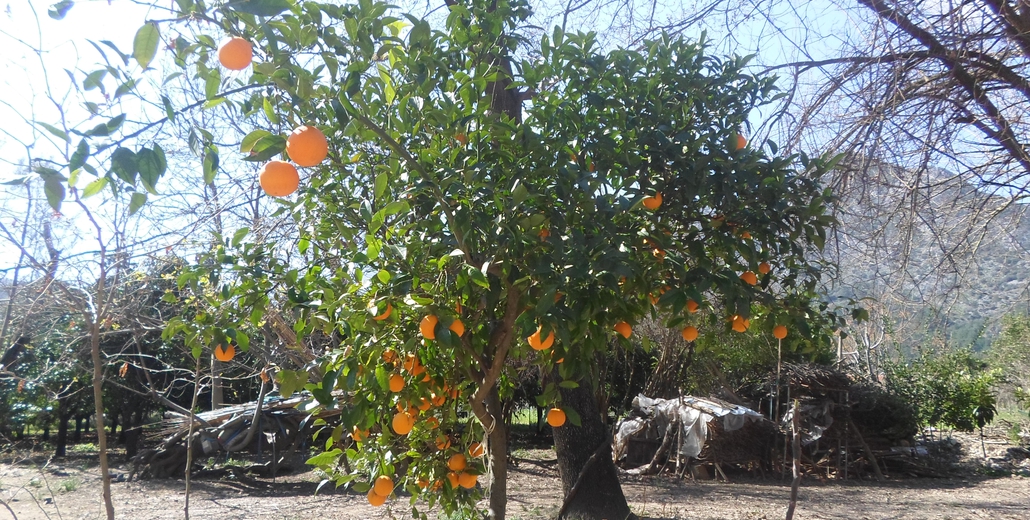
[1, 499, 18, 520]
[183, 354, 202, 520]
[555, 440, 610, 520]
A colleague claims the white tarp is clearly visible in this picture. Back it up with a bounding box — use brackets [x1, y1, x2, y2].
[614, 394, 765, 461]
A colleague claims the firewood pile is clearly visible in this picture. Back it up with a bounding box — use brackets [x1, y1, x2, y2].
[131, 393, 340, 479]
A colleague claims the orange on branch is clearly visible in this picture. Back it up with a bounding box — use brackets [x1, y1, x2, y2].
[425, 416, 439, 429]
[217, 37, 252, 70]
[351, 426, 368, 442]
[759, 262, 772, 275]
[741, 231, 752, 240]
[735, 133, 747, 150]
[642, 192, 663, 210]
[286, 125, 328, 167]
[457, 471, 478, 489]
[436, 435, 452, 451]
[686, 299, 699, 313]
[431, 392, 446, 407]
[469, 442, 486, 458]
[214, 344, 235, 362]
[614, 321, 632, 339]
[539, 227, 550, 239]
[447, 453, 467, 472]
[731, 315, 750, 333]
[449, 318, 465, 337]
[773, 325, 788, 339]
[388, 373, 405, 393]
[373, 475, 394, 497]
[455, 133, 468, 146]
[740, 271, 758, 285]
[417, 477, 430, 489]
[391, 411, 414, 435]
[446, 471, 460, 488]
[259, 160, 299, 197]
[527, 326, 555, 351]
[547, 408, 567, 427]
[681, 326, 698, 342]
[382, 349, 398, 364]
[372, 302, 392, 321]
[418, 397, 431, 411]
[367, 487, 387, 506]
[420, 315, 438, 340]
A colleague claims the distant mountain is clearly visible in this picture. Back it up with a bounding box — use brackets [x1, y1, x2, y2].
[825, 160, 1030, 353]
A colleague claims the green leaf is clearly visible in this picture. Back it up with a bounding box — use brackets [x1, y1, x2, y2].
[305, 448, 342, 467]
[136, 147, 166, 192]
[203, 144, 219, 183]
[232, 227, 250, 247]
[43, 177, 65, 211]
[229, 0, 293, 17]
[133, 22, 160, 69]
[374, 171, 387, 200]
[204, 67, 221, 99]
[82, 177, 108, 197]
[110, 147, 138, 184]
[241, 134, 286, 162]
[162, 95, 176, 121]
[558, 380, 579, 389]
[48, 0, 74, 20]
[69, 139, 89, 173]
[36, 122, 69, 142]
[83, 69, 107, 91]
[105, 114, 126, 134]
[129, 192, 147, 215]
[240, 129, 273, 153]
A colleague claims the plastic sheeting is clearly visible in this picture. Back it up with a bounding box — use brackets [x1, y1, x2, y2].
[614, 394, 764, 461]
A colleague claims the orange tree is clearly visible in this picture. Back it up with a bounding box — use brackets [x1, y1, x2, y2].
[39, 0, 849, 518]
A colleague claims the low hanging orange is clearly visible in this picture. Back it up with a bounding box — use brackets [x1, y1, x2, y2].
[214, 344, 235, 362]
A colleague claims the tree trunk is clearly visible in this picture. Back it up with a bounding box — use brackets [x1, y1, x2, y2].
[485, 385, 508, 520]
[56, 398, 70, 457]
[211, 356, 224, 409]
[553, 381, 633, 520]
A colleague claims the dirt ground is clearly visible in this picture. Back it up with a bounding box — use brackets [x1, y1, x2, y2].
[1, 430, 1028, 520]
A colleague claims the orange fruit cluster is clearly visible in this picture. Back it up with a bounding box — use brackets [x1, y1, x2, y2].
[257, 125, 329, 198]
[367, 475, 394, 506]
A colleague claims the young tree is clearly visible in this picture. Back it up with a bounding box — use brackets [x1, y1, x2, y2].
[43, 0, 847, 518]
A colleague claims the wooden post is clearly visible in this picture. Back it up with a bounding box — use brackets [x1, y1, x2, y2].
[785, 399, 802, 520]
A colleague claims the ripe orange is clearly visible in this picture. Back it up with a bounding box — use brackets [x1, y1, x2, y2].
[259, 160, 299, 197]
[351, 426, 368, 442]
[391, 411, 414, 435]
[388, 373, 404, 392]
[469, 442, 486, 458]
[758, 262, 771, 274]
[367, 487, 387, 506]
[547, 408, 567, 427]
[217, 37, 252, 70]
[417, 477, 430, 489]
[455, 133, 468, 146]
[686, 299, 699, 313]
[642, 192, 663, 210]
[740, 271, 758, 285]
[539, 227, 550, 239]
[457, 471, 477, 489]
[425, 416, 439, 429]
[652, 248, 666, 262]
[373, 475, 394, 496]
[741, 231, 752, 240]
[614, 321, 632, 339]
[681, 326, 698, 342]
[735, 133, 747, 150]
[430, 392, 446, 407]
[773, 325, 788, 339]
[446, 471, 459, 488]
[286, 125, 328, 167]
[382, 349, 398, 364]
[447, 453, 467, 472]
[731, 315, 750, 333]
[527, 326, 555, 351]
[449, 318, 465, 337]
[436, 434, 452, 451]
[420, 315, 438, 339]
[372, 302, 392, 321]
[214, 344, 235, 362]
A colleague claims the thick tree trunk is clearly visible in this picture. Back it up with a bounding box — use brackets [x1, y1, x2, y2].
[553, 381, 633, 520]
[485, 386, 508, 520]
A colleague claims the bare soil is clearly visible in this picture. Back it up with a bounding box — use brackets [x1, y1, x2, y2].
[1, 429, 1027, 520]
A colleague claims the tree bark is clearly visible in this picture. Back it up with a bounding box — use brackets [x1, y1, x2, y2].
[485, 385, 508, 520]
[553, 381, 633, 520]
